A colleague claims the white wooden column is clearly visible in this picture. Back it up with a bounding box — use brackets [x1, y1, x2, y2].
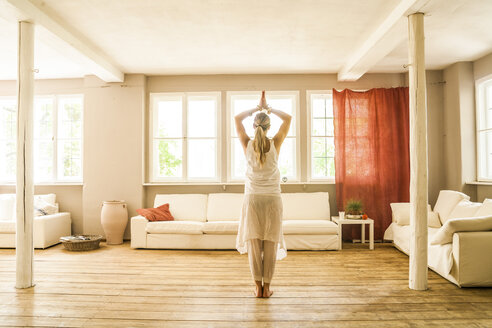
[16, 21, 35, 289]
[408, 13, 428, 291]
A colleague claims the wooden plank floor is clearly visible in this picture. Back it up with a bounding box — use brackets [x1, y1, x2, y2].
[0, 242, 491, 328]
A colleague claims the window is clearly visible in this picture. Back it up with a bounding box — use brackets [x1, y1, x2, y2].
[150, 92, 220, 182]
[54, 95, 83, 181]
[0, 98, 17, 182]
[477, 78, 492, 181]
[228, 91, 299, 181]
[308, 91, 335, 180]
[0, 95, 83, 184]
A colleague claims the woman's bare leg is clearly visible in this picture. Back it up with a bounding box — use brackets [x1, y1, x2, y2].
[262, 240, 277, 298]
[255, 280, 262, 298]
[263, 282, 273, 298]
[248, 239, 263, 297]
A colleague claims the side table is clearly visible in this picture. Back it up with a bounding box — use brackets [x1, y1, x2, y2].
[332, 216, 374, 250]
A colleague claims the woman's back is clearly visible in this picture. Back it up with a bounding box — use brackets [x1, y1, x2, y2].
[245, 139, 280, 195]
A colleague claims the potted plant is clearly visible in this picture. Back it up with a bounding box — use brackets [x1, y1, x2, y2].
[345, 199, 363, 219]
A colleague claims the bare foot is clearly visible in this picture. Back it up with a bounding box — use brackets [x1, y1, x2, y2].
[263, 288, 273, 298]
[254, 281, 263, 298]
[263, 283, 273, 298]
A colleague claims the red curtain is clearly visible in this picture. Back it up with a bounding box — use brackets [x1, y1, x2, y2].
[333, 87, 410, 240]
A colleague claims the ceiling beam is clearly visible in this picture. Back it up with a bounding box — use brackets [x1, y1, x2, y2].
[337, 0, 431, 81]
[2, 0, 124, 82]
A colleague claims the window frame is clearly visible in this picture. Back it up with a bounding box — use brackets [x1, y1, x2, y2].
[476, 75, 492, 182]
[0, 94, 84, 184]
[149, 91, 221, 183]
[307, 90, 335, 183]
[54, 94, 84, 183]
[226, 90, 300, 183]
[0, 96, 17, 183]
[33, 94, 57, 184]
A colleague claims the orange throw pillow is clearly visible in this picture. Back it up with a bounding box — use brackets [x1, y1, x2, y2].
[136, 203, 175, 222]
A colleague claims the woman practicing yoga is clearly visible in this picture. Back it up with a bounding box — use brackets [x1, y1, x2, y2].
[235, 91, 291, 298]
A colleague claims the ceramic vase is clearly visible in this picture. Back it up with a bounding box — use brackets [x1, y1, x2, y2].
[101, 200, 128, 245]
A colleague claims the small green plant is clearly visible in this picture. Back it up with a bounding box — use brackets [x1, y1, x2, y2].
[345, 199, 363, 215]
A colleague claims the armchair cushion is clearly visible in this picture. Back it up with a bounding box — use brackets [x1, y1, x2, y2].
[431, 215, 492, 245]
[428, 211, 441, 228]
[0, 194, 15, 221]
[390, 203, 437, 226]
[34, 198, 58, 216]
[34, 193, 56, 206]
[476, 198, 492, 217]
[0, 221, 15, 233]
[448, 199, 482, 220]
[434, 190, 470, 225]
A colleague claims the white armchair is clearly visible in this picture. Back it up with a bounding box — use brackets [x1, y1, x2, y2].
[0, 194, 71, 249]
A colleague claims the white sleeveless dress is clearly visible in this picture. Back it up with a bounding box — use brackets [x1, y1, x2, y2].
[236, 139, 287, 260]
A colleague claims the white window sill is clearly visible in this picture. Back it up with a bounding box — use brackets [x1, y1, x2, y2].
[0, 182, 83, 186]
[143, 181, 334, 186]
[466, 181, 492, 186]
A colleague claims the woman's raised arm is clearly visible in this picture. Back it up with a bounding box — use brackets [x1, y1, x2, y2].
[272, 108, 291, 152]
[235, 107, 259, 152]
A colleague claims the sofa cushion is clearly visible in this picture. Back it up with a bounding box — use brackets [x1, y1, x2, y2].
[475, 198, 492, 217]
[146, 221, 204, 234]
[35, 194, 56, 206]
[34, 198, 58, 217]
[430, 215, 492, 245]
[0, 221, 15, 233]
[282, 220, 338, 235]
[137, 204, 175, 222]
[391, 224, 441, 255]
[281, 193, 330, 221]
[434, 190, 470, 225]
[203, 221, 239, 234]
[427, 211, 442, 228]
[154, 194, 208, 222]
[206, 193, 243, 221]
[448, 200, 482, 220]
[0, 194, 15, 221]
[390, 203, 432, 225]
[0, 194, 58, 221]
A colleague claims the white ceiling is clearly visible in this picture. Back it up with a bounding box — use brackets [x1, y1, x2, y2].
[0, 0, 491, 80]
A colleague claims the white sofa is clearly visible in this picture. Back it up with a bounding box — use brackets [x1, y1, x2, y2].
[384, 190, 492, 287]
[0, 194, 71, 249]
[131, 192, 339, 250]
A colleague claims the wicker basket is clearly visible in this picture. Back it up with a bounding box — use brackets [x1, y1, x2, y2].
[60, 235, 102, 251]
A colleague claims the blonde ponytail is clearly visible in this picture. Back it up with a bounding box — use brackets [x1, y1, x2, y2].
[252, 112, 271, 167]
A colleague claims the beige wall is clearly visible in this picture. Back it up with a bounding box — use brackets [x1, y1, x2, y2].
[473, 52, 492, 81]
[425, 71, 445, 205]
[443, 62, 477, 200]
[477, 185, 492, 202]
[82, 75, 145, 239]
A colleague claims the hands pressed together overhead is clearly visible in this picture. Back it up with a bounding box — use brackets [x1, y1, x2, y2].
[256, 90, 271, 114]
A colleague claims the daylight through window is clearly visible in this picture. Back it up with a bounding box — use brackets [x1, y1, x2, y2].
[308, 92, 335, 180]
